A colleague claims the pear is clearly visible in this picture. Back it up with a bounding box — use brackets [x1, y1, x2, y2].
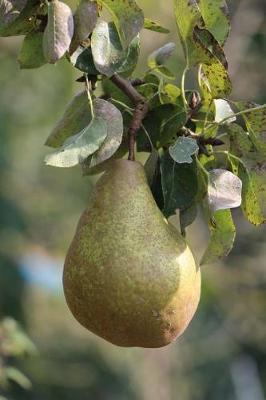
[63, 159, 201, 348]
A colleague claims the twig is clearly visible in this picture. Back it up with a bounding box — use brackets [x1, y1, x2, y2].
[111, 73, 149, 161]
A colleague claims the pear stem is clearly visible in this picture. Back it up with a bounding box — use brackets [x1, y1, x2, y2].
[110, 73, 149, 161]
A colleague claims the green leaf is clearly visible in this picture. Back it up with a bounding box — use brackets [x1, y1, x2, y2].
[117, 34, 140, 76]
[148, 42, 175, 79]
[198, 0, 230, 45]
[70, 45, 99, 75]
[45, 117, 107, 168]
[160, 151, 198, 217]
[43, 0, 74, 64]
[180, 202, 197, 236]
[207, 169, 242, 212]
[18, 31, 46, 69]
[144, 18, 170, 34]
[97, 0, 144, 47]
[70, 0, 98, 54]
[91, 20, 124, 76]
[159, 83, 181, 105]
[144, 149, 159, 187]
[5, 367, 32, 390]
[169, 137, 198, 164]
[233, 102, 266, 155]
[45, 90, 92, 148]
[201, 209, 236, 265]
[0, 0, 40, 36]
[86, 99, 123, 167]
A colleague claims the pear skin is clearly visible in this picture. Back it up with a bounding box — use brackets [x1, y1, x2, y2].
[63, 159, 201, 348]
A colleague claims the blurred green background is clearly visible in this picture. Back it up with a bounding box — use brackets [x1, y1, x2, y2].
[0, 1, 266, 399]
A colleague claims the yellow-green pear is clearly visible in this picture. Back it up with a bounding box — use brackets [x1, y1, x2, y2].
[63, 159, 201, 348]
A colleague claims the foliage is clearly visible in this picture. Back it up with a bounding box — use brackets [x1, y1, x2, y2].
[0, 0, 265, 265]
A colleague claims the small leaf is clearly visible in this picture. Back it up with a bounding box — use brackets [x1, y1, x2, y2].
[5, 367, 32, 390]
[45, 117, 107, 167]
[198, 0, 230, 45]
[43, 0, 74, 64]
[45, 90, 91, 148]
[214, 99, 236, 123]
[88, 99, 123, 167]
[148, 42, 175, 79]
[201, 209, 236, 265]
[70, 45, 99, 75]
[144, 18, 170, 34]
[70, 0, 98, 53]
[97, 0, 144, 47]
[18, 31, 46, 69]
[207, 169, 242, 212]
[91, 20, 127, 77]
[161, 151, 198, 217]
[169, 137, 199, 164]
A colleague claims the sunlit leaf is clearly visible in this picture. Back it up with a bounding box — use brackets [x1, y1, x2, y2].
[45, 117, 107, 167]
[169, 137, 199, 164]
[201, 209, 236, 265]
[214, 99, 236, 123]
[97, 0, 144, 47]
[43, 0, 74, 64]
[144, 18, 169, 34]
[198, 0, 230, 45]
[208, 169, 242, 212]
[18, 31, 46, 69]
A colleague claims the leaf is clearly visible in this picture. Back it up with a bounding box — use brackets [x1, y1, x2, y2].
[174, 0, 201, 64]
[45, 117, 107, 168]
[70, 0, 98, 54]
[117, 34, 140, 76]
[180, 202, 197, 235]
[91, 20, 135, 77]
[169, 137, 199, 164]
[18, 31, 46, 69]
[97, 0, 144, 47]
[0, 0, 39, 36]
[147, 42, 176, 79]
[201, 209, 236, 265]
[159, 83, 181, 105]
[88, 99, 123, 167]
[144, 18, 170, 34]
[160, 151, 198, 217]
[45, 90, 91, 148]
[144, 149, 159, 187]
[214, 99, 236, 123]
[70, 45, 99, 75]
[43, 0, 74, 64]
[198, 0, 230, 45]
[5, 367, 32, 390]
[233, 102, 266, 155]
[207, 169, 242, 212]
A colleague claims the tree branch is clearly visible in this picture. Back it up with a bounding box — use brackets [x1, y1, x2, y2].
[110, 73, 148, 161]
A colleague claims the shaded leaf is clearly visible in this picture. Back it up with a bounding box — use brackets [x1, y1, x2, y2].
[5, 367, 32, 390]
[198, 0, 230, 45]
[201, 209, 236, 265]
[0, 0, 40, 36]
[70, 45, 99, 75]
[144, 18, 169, 34]
[180, 202, 197, 235]
[117, 34, 140, 76]
[18, 31, 46, 69]
[169, 137, 199, 164]
[208, 169, 242, 212]
[161, 151, 198, 217]
[148, 42, 175, 79]
[97, 0, 144, 47]
[43, 0, 74, 64]
[0, 0, 27, 26]
[70, 0, 98, 53]
[45, 117, 107, 168]
[144, 149, 159, 187]
[159, 83, 181, 105]
[45, 90, 91, 148]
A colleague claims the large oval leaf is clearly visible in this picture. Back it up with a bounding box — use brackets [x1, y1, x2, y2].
[43, 0, 74, 64]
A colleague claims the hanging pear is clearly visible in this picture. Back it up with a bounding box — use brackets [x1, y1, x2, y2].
[63, 159, 201, 348]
